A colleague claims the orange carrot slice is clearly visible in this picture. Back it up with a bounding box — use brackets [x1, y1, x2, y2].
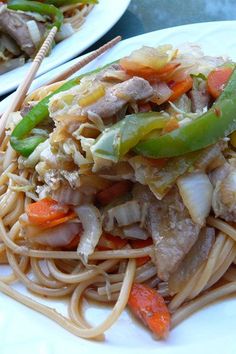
[169, 76, 193, 102]
[97, 233, 128, 250]
[207, 66, 233, 99]
[128, 283, 170, 339]
[26, 198, 69, 225]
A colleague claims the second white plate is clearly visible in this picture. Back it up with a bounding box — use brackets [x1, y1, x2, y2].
[0, 0, 130, 96]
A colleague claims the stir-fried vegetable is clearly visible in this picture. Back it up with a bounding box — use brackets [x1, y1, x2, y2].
[26, 197, 69, 224]
[91, 112, 169, 162]
[177, 171, 213, 226]
[78, 85, 105, 107]
[147, 151, 201, 199]
[128, 283, 170, 339]
[169, 76, 193, 102]
[135, 68, 236, 158]
[120, 45, 177, 80]
[207, 66, 233, 99]
[8, 0, 64, 29]
[39, 211, 77, 229]
[75, 204, 102, 262]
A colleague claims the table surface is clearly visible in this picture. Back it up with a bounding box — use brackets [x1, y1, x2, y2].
[90, 0, 236, 50]
[1, 0, 236, 101]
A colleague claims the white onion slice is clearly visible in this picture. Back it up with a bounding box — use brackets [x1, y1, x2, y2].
[75, 205, 102, 262]
[177, 172, 213, 226]
[33, 223, 81, 247]
[123, 224, 149, 240]
[55, 23, 75, 42]
[105, 201, 141, 232]
[26, 20, 42, 47]
[52, 186, 84, 206]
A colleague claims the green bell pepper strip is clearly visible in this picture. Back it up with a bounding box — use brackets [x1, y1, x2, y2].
[8, 0, 64, 29]
[91, 112, 169, 162]
[10, 78, 79, 157]
[10, 61, 117, 157]
[45, 0, 98, 6]
[134, 68, 236, 158]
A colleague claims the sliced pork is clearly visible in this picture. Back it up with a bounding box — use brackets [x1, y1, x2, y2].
[133, 184, 200, 281]
[212, 163, 236, 221]
[0, 5, 45, 56]
[82, 76, 154, 118]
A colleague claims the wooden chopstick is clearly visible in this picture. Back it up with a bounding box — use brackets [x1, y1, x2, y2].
[47, 35, 122, 85]
[0, 26, 57, 143]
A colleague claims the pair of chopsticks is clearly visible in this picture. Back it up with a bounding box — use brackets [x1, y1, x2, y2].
[0, 28, 121, 143]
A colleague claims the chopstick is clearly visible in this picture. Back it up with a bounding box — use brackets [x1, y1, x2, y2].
[0, 26, 57, 143]
[47, 35, 121, 85]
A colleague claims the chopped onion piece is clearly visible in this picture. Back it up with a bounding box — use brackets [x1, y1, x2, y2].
[55, 23, 75, 42]
[30, 223, 81, 247]
[121, 45, 176, 71]
[52, 186, 85, 206]
[26, 20, 42, 47]
[75, 205, 102, 262]
[123, 224, 149, 240]
[104, 201, 141, 232]
[177, 171, 213, 226]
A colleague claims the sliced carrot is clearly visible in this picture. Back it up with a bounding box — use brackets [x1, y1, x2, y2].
[130, 238, 153, 267]
[135, 256, 151, 267]
[40, 211, 77, 230]
[120, 60, 179, 82]
[96, 180, 133, 206]
[128, 283, 170, 339]
[163, 117, 179, 133]
[26, 198, 69, 225]
[207, 66, 233, 99]
[97, 233, 128, 251]
[168, 76, 193, 102]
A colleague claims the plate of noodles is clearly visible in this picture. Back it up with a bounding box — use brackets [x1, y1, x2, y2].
[0, 0, 131, 96]
[1, 21, 236, 354]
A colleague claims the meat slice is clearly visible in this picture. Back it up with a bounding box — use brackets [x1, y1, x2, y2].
[0, 5, 45, 56]
[133, 184, 200, 281]
[212, 162, 236, 221]
[82, 76, 154, 118]
[189, 82, 210, 113]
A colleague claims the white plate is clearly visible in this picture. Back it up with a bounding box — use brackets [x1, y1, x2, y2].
[0, 0, 130, 96]
[1, 21, 236, 354]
